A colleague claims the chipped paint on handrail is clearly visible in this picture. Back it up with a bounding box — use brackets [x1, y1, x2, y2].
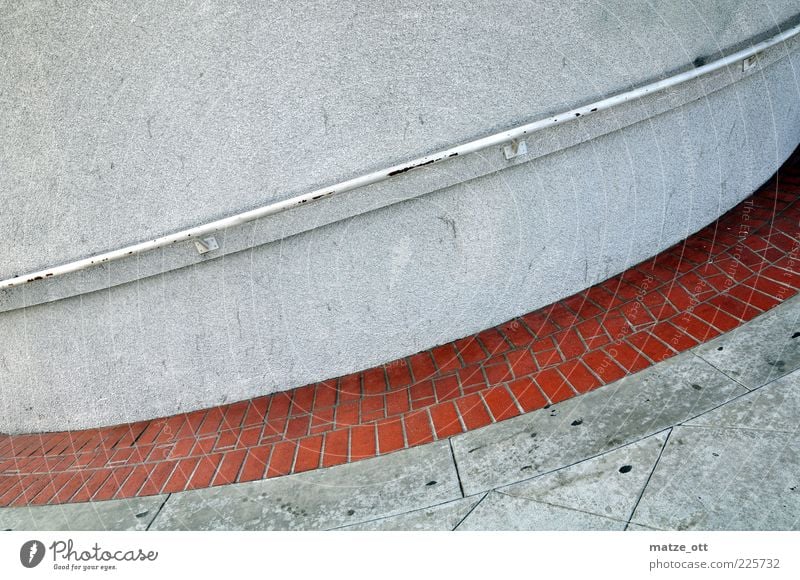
[2, 21, 799, 291]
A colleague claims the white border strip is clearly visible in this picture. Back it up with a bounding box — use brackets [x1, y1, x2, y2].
[2, 21, 799, 291]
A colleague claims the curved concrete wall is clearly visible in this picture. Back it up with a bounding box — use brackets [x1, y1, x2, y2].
[1, 2, 799, 432]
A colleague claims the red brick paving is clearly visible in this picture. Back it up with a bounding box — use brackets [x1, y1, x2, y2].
[1, 151, 799, 507]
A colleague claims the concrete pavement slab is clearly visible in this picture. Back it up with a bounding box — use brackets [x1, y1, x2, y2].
[149, 440, 460, 530]
[630, 426, 800, 530]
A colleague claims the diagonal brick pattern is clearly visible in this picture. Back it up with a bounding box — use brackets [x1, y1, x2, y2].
[1, 150, 798, 507]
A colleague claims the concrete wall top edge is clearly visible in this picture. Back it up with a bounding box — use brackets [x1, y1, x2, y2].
[2, 0, 799, 278]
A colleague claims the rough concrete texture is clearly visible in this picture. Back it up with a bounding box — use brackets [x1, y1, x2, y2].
[2, 0, 798, 276]
[149, 440, 460, 531]
[629, 426, 800, 530]
[456, 491, 625, 531]
[0, 496, 166, 531]
[1, 5, 799, 431]
[495, 433, 667, 522]
[339, 497, 482, 531]
[684, 370, 800, 432]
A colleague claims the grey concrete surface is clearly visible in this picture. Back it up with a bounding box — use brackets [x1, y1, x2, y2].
[0, 496, 166, 531]
[338, 497, 482, 531]
[629, 425, 800, 530]
[684, 369, 800, 433]
[149, 440, 460, 531]
[456, 491, 625, 531]
[694, 295, 800, 389]
[2, 296, 799, 530]
[450, 352, 745, 495]
[496, 433, 668, 522]
[2, 1, 797, 277]
[0, 5, 799, 431]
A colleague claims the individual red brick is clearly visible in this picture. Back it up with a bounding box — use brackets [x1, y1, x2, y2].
[242, 397, 270, 427]
[585, 286, 623, 309]
[410, 380, 435, 402]
[350, 425, 377, 460]
[214, 430, 238, 451]
[322, 430, 349, 467]
[762, 264, 800, 288]
[651, 322, 699, 352]
[261, 418, 287, 442]
[220, 401, 248, 430]
[603, 315, 632, 341]
[93, 466, 135, 500]
[692, 303, 740, 332]
[197, 408, 225, 436]
[626, 331, 677, 363]
[673, 314, 721, 343]
[267, 392, 292, 421]
[576, 318, 611, 349]
[285, 415, 311, 439]
[133, 420, 166, 446]
[335, 402, 360, 428]
[162, 458, 201, 492]
[507, 377, 549, 412]
[377, 418, 405, 454]
[138, 461, 177, 496]
[620, 301, 656, 327]
[483, 357, 512, 384]
[115, 465, 152, 498]
[313, 382, 338, 409]
[481, 386, 521, 422]
[533, 348, 562, 369]
[533, 368, 575, 404]
[385, 361, 413, 389]
[430, 344, 461, 372]
[728, 283, 781, 312]
[408, 352, 437, 381]
[507, 350, 537, 378]
[455, 337, 488, 364]
[289, 385, 316, 416]
[520, 311, 559, 337]
[362, 367, 388, 395]
[547, 303, 580, 327]
[433, 375, 461, 402]
[385, 390, 411, 416]
[605, 342, 650, 373]
[211, 450, 247, 485]
[52, 473, 92, 504]
[429, 402, 463, 438]
[309, 408, 334, 434]
[457, 365, 486, 391]
[559, 360, 602, 393]
[403, 410, 435, 446]
[498, 320, 534, 348]
[455, 394, 493, 430]
[337, 373, 362, 402]
[475, 327, 512, 355]
[237, 426, 262, 448]
[360, 395, 386, 423]
[266, 441, 297, 478]
[581, 350, 628, 384]
[553, 329, 586, 359]
[187, 454, 223, 490]
[292, 436, 323, 473]
[747, 274, 795, 301]
[238, 447, 271, 483]
[709, 294, 761, 321]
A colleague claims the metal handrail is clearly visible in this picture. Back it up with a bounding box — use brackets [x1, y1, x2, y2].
[2, 21, 799, 291]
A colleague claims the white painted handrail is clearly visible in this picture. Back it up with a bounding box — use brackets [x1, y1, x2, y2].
[2, 21, 799, 290]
